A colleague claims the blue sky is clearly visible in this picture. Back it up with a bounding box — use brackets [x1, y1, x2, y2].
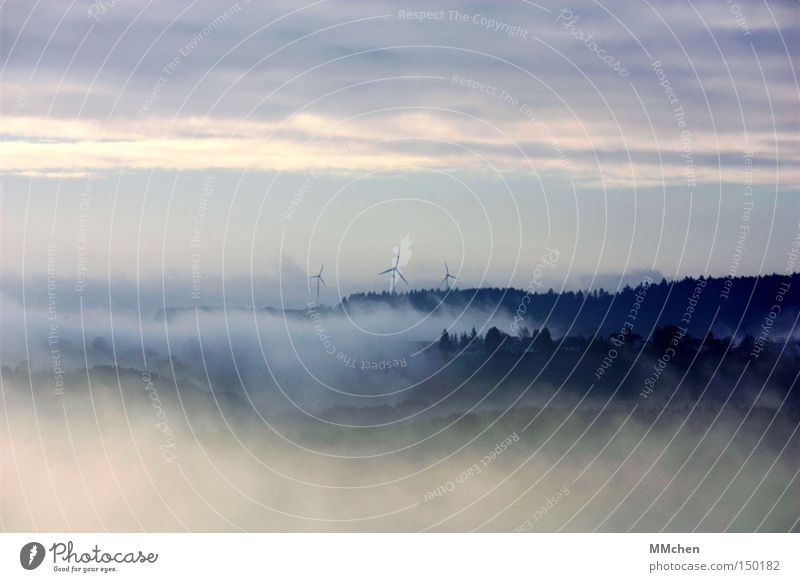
[1, 0, 798, 305]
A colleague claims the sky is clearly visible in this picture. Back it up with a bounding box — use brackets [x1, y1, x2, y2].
[1, 0, 798, 306]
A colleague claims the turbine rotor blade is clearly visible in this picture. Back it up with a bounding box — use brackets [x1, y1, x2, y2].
[320, 277, 326, 286]
[397, 271, 409, 285]
[378, 268, 394, 275]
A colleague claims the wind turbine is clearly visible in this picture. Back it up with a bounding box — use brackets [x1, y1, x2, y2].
[378, 244, 409, 293]
[309, 264, 326, 306]
[441, 262, 457, 291]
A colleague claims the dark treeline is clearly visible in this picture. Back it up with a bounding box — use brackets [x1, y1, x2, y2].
[342, 272, 800, 340]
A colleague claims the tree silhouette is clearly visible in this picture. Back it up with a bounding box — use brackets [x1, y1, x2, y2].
[439, 329, 453, 353]
[653, 325, 681, 352]
[536, 327, 553, 350]
[485, 326, 508, 354]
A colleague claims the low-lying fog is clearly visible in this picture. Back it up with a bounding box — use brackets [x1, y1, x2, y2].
[1, 287, 798, 532]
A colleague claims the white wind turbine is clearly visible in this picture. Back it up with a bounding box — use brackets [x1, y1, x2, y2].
[309, 264, 326, 306]
[441, 262, 457, 291]
[378, 243, 409, 293]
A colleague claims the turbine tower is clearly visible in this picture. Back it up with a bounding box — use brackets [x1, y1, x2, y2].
[309, 264, 326, 306]
[441, 262, 457, 291]
[378, 243, 409, 293]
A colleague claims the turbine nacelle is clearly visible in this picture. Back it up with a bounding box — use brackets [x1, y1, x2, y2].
[441, 261, 457, 291]
[309, 264, 326, 306]
[378, 240, 410, 293]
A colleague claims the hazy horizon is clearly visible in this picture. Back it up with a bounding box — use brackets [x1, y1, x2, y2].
[2, 0, 799, 298]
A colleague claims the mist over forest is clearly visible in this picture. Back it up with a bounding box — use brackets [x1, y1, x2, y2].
[2, 272, 798, 531]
